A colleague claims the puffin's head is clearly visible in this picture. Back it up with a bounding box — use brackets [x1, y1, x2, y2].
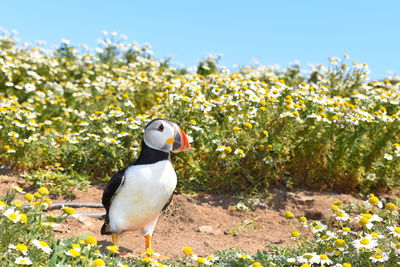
[143, 118, 190, 153]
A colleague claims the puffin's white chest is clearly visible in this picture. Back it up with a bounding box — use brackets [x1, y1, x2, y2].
[109, 160, 177, 233]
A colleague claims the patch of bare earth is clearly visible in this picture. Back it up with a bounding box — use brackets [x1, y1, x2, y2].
[1, 175, 366, 258]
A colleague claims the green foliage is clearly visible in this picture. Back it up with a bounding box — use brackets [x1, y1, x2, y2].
[22, 170, 90, 198]
[0, 32, 399, 194]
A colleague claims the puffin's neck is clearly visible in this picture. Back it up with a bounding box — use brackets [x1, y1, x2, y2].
[132, 140, 170, 165]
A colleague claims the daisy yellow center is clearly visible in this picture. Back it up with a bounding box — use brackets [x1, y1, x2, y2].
[16, 244, 27, 251]
[197, 257, 206, 263]
[8, 213, 18, 220]
[360, 238, 370, 245]
[84, 235, 97, 245]
[68, 248, 80, 257]
[394, 227, 400, 234]
[93, 259, 105, 267]
[39, 241, 49, 248]
[359, 217, 369, 226]
[335, 239, 345, 247]
[182, 247, 193, 255]
[325, 247, 334, 253]
[320, 254, 328, 260]
[336, 211, 344, 217]
[304, 254, 313, 260]
[369, 196, 380, 205]
[291, 231, 300, 237]
[373, 254, 382, 259]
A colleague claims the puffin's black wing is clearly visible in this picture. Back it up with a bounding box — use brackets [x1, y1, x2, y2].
[101, 169, 125, 235]
[162, 194, 174, 211]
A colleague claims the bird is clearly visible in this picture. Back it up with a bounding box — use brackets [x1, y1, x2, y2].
[101, 118, 190, 253]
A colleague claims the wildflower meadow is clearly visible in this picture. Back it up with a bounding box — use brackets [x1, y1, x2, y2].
[0, 30, 399, 266]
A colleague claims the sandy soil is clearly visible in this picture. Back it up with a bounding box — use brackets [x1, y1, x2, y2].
[0, 175, 371, 258]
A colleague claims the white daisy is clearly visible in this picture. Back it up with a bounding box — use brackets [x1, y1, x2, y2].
[387, 225, 400, 238]
[383, 153, 393, 160]
[369, 252, 389, 263]
[352, 236, 378, 250]
[3, 207, 21, 223]
[297, 252, 319, 264]
[333, 209, 350, 221]
[311, 222, 327, 234]
[14, 256, 32, 265]
[32, 240, 52, 254]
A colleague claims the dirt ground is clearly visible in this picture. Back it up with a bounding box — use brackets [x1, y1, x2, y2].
[0, 175, 373, 258]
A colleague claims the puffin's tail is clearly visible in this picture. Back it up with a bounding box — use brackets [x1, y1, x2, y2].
[101, 223, 112, 235]
[100, 214, 112, 235]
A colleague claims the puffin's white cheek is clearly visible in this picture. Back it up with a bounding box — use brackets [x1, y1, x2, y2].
[144, 131, 171, 151]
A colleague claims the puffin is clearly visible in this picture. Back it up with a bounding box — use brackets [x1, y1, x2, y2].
[101, 118, 190, 252]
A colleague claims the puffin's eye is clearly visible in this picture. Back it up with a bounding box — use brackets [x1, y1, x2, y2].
[157, 124, 164, 132]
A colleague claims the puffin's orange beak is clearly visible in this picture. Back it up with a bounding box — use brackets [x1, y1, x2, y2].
[172, 129, 190, 152]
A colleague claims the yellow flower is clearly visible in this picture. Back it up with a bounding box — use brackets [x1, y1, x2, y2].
[92, 259, 106, 267]
[252, 262, 262, 267]
[359, 217, 370, 226]
[342, 263, 352, 267]
[13, 200, 22, 207]
[244, 123, 252, 129]
[20, 214, 27, 224]
[145, 248, 154, 255]
[334, 200, 342, 206]
[224, 146, 232, 153]
[24, 193, 34, 201]
[385, 202, 397, 211]
[369, 196, 380, 205]
[141, 257, 151, 262]
[291, 231, 300, 238]
[284, 211, 294, 219]
[63, 206, 76, 215]
[233, 126, 241, 131]
[342, 227, 351, 232]
[106, 245, 119, 254]
[182, 247, 193, 255]
[197, 257, 206, 264]
[330, 204, 339, 211]
[16, 244, 28, 253]
[67, 248, 80, 257]
[299, 216, 307, 223]
[38, 187, 49, 195]
[335, 239, 346, 248]
[84, 235, 97, 246]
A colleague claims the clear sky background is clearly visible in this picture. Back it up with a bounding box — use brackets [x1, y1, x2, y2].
[1, 0, 399, 79]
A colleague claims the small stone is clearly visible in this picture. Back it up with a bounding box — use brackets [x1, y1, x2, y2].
[198, 225, 213, 233]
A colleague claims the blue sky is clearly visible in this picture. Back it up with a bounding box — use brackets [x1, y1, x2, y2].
[1, 1, 399, 79]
